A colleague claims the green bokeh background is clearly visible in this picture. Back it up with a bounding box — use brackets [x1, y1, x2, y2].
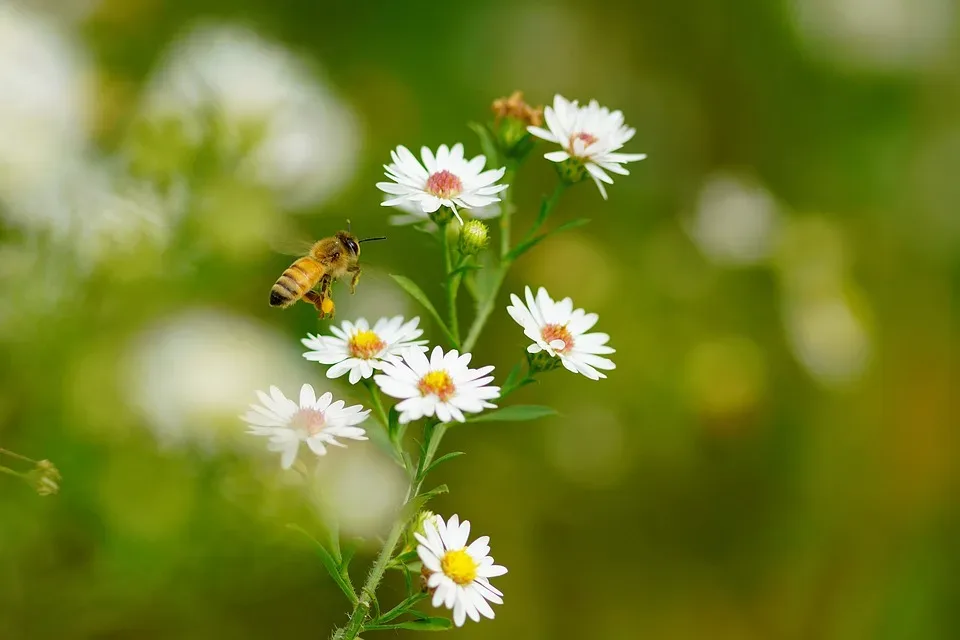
[1, 0, 958, 638]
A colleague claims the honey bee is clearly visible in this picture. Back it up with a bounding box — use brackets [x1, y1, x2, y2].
[269, 229, 386, 317]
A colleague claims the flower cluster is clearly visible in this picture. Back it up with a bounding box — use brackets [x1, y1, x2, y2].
[241, 91, 639, 635]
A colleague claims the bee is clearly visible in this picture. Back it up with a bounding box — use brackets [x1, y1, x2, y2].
[269, 229, 386, 318]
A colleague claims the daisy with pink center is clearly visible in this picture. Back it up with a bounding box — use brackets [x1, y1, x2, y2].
[376, 143, 508, 224]
[506, 286, 616, 380]
[527, 94, 646, 199]
[241, 384, 369, 469]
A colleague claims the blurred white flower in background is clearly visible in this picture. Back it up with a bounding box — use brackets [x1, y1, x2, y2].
[687, 172, 781, 266]
[792, 0, 954, 71]
[0, 3, 90, 209]
[311, 445, 406, 538]
[142, 22, 360, 210]
[125, 309, 321, 449]
[784, 293, 872, 386]
[242, 384, 369, 470]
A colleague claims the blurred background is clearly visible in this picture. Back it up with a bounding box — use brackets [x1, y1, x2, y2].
[0, 0, 958, 637]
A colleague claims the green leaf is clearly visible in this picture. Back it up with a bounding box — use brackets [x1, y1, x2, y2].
[503, 361, 525, 391]
[376, 593, 430, 624]
[449, 263, 482, 278]
[468, 122, 499, 168]
[286, 525, 358, 606]
[470, 405, 559, 423]
[389, 549, 420, 567]
[364, 616, 453, 632]
[508, 218, 591, 260]
[425, 451, 465, 475]
[402, 484, 449, 520]
[389, 275, 458, 346]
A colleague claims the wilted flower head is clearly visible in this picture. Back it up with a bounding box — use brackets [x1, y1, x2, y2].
[492, 90, 544, 127]
[29, 460, 61, 496]
[528, 94, 646, 198]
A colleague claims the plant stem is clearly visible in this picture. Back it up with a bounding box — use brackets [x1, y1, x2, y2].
[0, 448, 33, 464]
[335, 518, 406, 640]
[439, 223, 460, 347]
[0, 465, 23, 479]
[499, 167, 516, 258]
[366, 382, 390, 435]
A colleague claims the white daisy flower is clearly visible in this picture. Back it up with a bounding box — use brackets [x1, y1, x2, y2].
[374, 346, 500, 424]
[241, 384, 369, 469]
[527, 94, 647, 199]
[415, 513, 507, 627]
[302, 316, 428, 385]
[376, 143, 508, 224]
[506, 286, 616, 380]
[384, 194, 501, 228]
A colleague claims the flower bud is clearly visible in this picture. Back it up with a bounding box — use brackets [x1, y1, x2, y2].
[526, 349, 563, 374]
[29, 460, 60, 497]
[458, 220, 489, 255]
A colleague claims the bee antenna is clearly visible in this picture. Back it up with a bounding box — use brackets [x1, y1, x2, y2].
[346, 219, 352, 233]
[359, 236, 387, 243]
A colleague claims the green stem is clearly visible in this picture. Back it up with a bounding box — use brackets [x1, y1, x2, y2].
[499, 167, 516, 259]
[335, 518, 406, 640]
[0, 465, 23, 479]
[463, 180, 566, 353]
[0, 448, 33, 464]
[333, 422, 450, 640]
[366, 382, 391, 436]
[439, 223, 460, 347]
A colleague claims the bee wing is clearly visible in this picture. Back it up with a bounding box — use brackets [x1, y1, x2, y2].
[266, 223, 316, 257]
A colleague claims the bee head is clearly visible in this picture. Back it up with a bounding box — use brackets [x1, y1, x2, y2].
[337, 231, 361, 257]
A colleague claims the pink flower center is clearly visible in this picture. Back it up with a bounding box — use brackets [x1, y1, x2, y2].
[541, 324, 574, 353]
[569, 132, 598, 156]
[425, 170, 463, 199]
[292, 408, 326, 436]
[417, 370, 456, 402]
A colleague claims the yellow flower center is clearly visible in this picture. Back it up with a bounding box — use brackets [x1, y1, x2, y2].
[441, 548, 478, 585]
[292, 408, 326, 436]
[417, 370, 456, 402]
[425, 170, 463, 199]
[541, 323, 574, 353]
[348, 330, 386, 359]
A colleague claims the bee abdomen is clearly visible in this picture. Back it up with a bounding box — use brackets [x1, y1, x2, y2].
[270, 259, 323, 308]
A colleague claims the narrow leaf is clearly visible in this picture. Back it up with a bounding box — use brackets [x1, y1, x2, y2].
[470, 405, 559, 423]
[402, 484, 449, 520]
[449, 263, 482, 277]
[365, 617, 453, 632]
[468, 122, 499, 167]
[376, 593, 430, 624]
[508, 218, 591, 260]
[389, 275, 458, 346]
[503, 361, 524, 391]
[286, 525, 358, 605]
[425, 451, 465, 475]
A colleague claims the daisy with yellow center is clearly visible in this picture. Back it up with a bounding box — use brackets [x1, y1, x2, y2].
[374, 345, 500, 424]
[528, 94, 646, 199]
[506, 286, 616, 380]
[376, 143, 509, 224]
[302, 316, 428, 385]
[415, 514, 507, 627]
[241, 384, 370, 469]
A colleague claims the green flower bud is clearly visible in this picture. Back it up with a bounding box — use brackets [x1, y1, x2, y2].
[458, 220, 489, 255]
[491, 91, 544, 161]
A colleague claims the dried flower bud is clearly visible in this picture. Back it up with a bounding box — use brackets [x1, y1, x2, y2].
[29, 460, 60, 497]
[458, 220, 489, 256]
[491, 91, 543, 159]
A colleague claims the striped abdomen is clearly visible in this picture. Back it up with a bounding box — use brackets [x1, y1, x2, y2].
[270, 257, 325, 308]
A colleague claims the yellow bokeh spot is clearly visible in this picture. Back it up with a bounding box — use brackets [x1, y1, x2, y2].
[441, 548, 478, 585]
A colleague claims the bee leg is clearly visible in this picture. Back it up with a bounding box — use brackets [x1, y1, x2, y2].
[348, 265, 362, 294]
